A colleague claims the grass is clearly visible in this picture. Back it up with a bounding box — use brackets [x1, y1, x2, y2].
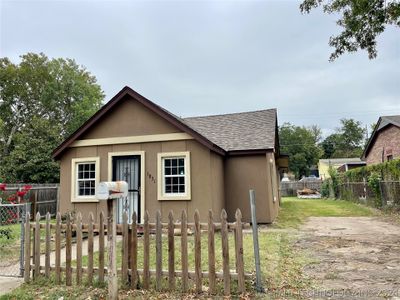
[0, 218, 57, 267]
[2, 197, 377, 299]
[3, 230, 309, 299]
[0, 223, 22, 266]
[274, 197, 376, 228]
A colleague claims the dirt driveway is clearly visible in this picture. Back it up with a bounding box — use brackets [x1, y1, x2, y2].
[298, 217, 400, 299]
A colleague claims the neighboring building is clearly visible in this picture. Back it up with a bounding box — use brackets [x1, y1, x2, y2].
[362, 115, 400, 165]
[53, 86, 287, 224]
[337, 161, 366, 173]
[318, 158, 364, 179]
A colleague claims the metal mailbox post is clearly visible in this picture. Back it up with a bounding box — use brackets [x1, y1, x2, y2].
[97, 181, 128, 300]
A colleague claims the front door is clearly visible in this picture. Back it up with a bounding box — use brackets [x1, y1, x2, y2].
[112, 155, 140, 223]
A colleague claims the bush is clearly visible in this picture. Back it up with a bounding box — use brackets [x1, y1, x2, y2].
[321, 180, 330, 198]
[343, 158, 400, 182]
[328, 166, 342, 198]
[367, 172, 382, 207]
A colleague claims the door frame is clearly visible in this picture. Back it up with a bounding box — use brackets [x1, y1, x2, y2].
[108, 151, 145, 223]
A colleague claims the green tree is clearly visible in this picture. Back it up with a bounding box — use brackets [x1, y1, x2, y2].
[0, 53, 104, 183]
[320, 133, 340, 158]
[321, 118, 366, 158]
[1, 117, 61, 183]
[279, 123, 323, 179]
[300, 0, 400, 60]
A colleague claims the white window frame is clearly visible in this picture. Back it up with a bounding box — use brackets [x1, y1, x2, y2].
[157, 151, 191, 200]
[71, 157, 100, 202]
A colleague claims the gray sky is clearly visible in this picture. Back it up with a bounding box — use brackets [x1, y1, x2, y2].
[1, 0, 399, 136]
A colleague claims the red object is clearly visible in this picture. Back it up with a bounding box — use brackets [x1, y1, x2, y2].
[0, 183, 6, 191]
[23, 185, 32, 191]
[17, 191, 27, 197]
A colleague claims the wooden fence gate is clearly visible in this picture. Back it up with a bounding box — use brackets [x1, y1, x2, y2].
[23, 209, 252, 296]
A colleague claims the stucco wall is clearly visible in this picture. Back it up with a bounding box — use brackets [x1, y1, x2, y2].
[59, 96, 225, 222]
[366, 125, 400, 165]
[80, 94, 181, 139]
[224, 152, 279, 223]
[59, 141, 226, 223]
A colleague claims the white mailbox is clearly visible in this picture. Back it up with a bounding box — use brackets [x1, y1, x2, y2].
[96, 181, 129, 200]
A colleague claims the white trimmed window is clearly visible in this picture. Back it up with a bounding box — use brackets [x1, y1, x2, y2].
[71, 157, 100, 202]
[157, 152, 191, 200]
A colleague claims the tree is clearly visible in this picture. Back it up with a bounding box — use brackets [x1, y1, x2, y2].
[321, 118, 366, 158]
[279, 123, 323, 179]
[0, 53, 104, 182]
[300, 0, 400, 60]
[1, 117, 61, 183]
[320, 133, 341, 158]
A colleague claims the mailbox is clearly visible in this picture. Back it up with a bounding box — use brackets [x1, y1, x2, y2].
[97, 181, 128, 200]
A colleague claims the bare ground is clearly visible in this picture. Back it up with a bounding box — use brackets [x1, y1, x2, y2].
[297, 217, 400, 299]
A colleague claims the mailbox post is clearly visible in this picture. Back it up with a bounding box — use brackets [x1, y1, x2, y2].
[97, 181, 128, 300]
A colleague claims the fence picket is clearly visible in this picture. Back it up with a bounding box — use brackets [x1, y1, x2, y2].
[207, 210, 216, 294]
[87, 213, 94, 285]
[155, 210, 162, 291]
[143, 211, 150, 289]
[235, 209, 245, 294]
[32, 226, 35, 277]
[66, 213, 72, 286]
[45, 212, 51, 278]
[55, 212, 61, 284]
[168, 211, 175, 290]
[221, 209, 230, 296]
[24, 212, 31, 282]
[181, 210, 188, 293]
[34, 212, 41, 280]
[131, 211, 138, 288]
[194, 210, 202, 293]
[99, 211, 105, 282]
[23, 208, 249, 295]
[122, 211, 129, 285]
[76, 212, 83, 284]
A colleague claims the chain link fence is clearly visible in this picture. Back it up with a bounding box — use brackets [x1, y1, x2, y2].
[280, 180, 323, 197]
[339, 181, 400, 208]
[0, 203, 30, 277]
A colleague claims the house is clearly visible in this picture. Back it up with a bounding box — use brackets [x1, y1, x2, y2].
[337, 161, 366, 173]
[318, 158, 364, 179]
[362, 115, 400, 165]
[52, 86, 287, 223]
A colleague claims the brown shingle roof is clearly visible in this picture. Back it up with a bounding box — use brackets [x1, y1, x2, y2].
[53, 86, 278, 159]
[183, 109, 277, 151]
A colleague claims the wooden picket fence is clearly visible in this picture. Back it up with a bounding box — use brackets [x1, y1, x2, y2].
[23, 208, 252, 295]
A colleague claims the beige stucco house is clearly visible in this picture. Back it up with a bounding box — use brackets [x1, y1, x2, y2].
[53, 86, 287, 223]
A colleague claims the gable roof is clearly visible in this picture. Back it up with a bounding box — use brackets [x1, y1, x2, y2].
[362, 115, 400, 159]
[53, 86, 278, 159]
[183, 109, 277, 152]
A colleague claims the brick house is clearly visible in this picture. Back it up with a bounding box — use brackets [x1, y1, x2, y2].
[362, 115, 400, 165]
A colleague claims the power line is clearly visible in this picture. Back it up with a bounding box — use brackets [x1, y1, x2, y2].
[279, 108, 400, 118]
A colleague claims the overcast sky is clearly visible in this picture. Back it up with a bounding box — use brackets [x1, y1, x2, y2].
[1, 0, 399, 136]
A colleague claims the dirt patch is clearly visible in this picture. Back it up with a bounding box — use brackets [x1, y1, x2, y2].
[298, 217, 400, 299]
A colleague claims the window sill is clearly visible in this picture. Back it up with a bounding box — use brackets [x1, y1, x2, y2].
[71, 197, 99, 203]
[158, 195, 191, 201]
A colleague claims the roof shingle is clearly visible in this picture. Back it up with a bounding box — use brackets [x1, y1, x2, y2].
[183, 109, 277, 152]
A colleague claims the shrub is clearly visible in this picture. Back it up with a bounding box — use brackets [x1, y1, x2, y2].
[342, 158, 400, 183]
[321, 180, 330, 198]
[367, 172, 382, 207]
